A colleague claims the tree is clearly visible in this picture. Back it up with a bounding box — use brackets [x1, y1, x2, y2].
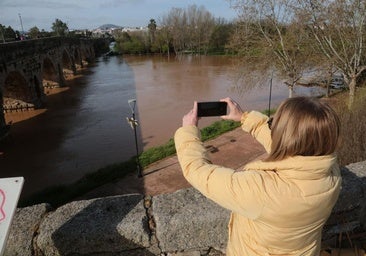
[115, 31, 148, 54]
[161, 7, 186, 54]
[148, 19, 157, 45]
[160, 5, 216, 55]
[51, 18, 68, 36]
[28, 26, 40, 39]
[209, 18, 234, 54]
[40, 29, 52, 38]
[0, 24, 6, 42]
[192, 5, 216, 54]
[155, 23, 172, 56]
[0, 25, 17, 41]
[298, 0, 366, 107]
[229, 0, 314, 97]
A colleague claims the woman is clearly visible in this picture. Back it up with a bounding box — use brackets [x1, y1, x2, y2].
[174, 97, 341, 256]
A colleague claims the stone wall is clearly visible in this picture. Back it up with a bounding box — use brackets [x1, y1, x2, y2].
[4, 161, 366, 256]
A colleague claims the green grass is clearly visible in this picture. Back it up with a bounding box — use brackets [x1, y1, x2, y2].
[201, 120, 240, 140]
[19, 120, 240, 208]
[261, 108, 276, 117]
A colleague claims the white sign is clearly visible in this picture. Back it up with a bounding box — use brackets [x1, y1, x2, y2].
[0, 177, 24, 256]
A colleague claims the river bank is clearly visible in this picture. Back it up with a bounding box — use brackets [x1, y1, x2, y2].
[77, 126, 268, 200]
[19, 119, 242, 207]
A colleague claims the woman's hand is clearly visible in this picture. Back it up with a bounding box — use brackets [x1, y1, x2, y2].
[220, 97, 244, 122]
[182, 101, 199, 127]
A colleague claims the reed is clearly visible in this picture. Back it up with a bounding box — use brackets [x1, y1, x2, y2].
[332, 87, 366, 166]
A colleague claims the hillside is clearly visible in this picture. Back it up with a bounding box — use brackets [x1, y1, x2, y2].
[98, 24, 122, 30]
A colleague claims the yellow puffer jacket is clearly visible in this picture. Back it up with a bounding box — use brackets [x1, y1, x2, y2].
[174, 111, 341, 256]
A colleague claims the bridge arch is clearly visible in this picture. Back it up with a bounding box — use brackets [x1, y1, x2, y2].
[82, 46, 94, 63]
[2, 71, 32, 111]
[62, 49, 76, 78]
[42, 57, 59, 88]
[74, 48, 83, 68]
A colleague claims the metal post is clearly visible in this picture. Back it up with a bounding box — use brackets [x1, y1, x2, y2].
[18, 13, 24, 39]
[127, 99, 142, 178]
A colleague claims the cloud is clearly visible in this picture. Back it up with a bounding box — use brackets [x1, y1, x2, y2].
[2, 0, 81, 9]
[1, 0, 237, 31]
[98, 0, 145, 8]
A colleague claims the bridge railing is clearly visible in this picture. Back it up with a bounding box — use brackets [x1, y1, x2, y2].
[0, 37, 95, 63]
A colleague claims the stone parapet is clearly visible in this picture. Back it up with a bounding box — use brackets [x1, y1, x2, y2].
[0, 37, 92, 62]
[3, 161, 366, 255]
[153, 188, 229, 254]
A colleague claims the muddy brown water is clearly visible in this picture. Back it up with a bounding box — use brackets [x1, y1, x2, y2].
[0, 55, 324, 198]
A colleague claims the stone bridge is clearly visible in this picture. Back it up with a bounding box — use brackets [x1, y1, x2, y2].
[0, 37, 97, 129]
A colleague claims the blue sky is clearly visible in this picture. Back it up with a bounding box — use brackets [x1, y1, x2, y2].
[0, 0, 239, 31]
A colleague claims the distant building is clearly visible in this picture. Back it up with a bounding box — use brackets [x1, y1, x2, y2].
[122, 27, 148, 32]
[91, 25, 147, 38]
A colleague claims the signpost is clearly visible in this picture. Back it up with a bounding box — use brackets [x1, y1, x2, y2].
[0, 177, 24, 255]
[126, 99, 142, 178]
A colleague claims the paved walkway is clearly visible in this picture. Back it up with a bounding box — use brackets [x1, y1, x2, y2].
[80, 128, 267, 200]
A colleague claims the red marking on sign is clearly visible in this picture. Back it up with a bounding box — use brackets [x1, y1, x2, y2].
[0, 189, 5, 222]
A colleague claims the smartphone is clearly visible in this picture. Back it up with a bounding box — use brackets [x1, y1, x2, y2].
[197, 101, 227, 117]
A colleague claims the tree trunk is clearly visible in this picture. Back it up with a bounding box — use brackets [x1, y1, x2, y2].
[348, 77, 356, 108]
[284, 81, 295, 98]
[326, 68, 333, 98]
[288, 85, 294, 98]
[166, 41, 170, 59]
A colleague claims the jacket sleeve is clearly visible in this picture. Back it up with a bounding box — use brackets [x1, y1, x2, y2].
[241, 111, 272, 153]
[174, 126, 264, 219]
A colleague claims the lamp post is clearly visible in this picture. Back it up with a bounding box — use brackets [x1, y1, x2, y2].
[18, 13, 24, 39]
[126, 99, 142, 178]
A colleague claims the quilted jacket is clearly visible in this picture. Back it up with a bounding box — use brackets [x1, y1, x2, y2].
[174, 111, 341, 256]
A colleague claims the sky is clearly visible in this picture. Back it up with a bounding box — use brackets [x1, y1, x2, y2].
[0, 0, 239, 31]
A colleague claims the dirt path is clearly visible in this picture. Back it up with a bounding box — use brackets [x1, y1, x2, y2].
[79, 128, 267, 200]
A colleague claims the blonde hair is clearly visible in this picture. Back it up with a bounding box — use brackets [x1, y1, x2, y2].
[266, 97, 340, 162]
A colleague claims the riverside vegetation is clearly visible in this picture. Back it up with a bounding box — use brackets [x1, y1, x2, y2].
[20, 87, 366, 208]
[334, 87, 366, 166]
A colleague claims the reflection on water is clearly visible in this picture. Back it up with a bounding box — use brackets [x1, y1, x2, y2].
[0, 55, 323, 198]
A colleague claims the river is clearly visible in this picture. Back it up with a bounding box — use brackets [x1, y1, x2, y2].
[0, 55, 324, 198]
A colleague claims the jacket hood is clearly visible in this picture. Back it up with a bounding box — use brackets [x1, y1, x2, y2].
[244, 154, 338, 180]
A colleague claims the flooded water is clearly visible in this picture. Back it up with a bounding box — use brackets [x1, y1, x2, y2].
[0, 55, 323, 198]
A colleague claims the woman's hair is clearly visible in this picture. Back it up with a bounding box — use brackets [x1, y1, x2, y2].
[265, 97, 341, 162]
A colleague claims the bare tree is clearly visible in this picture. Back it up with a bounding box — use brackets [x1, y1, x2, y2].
[160, 7, 187, 54]
[299, 0, 366, 106]
[155, 24, 172, 57]
[160, 5, 215, 55]
[199, 10, 216, 54]
[187, 5, 216, 54]
[229, 0, 313, 97]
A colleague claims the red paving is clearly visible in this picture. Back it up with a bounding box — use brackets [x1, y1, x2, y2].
[80, 128, 267, 200]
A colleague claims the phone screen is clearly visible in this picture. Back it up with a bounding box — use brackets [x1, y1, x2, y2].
[197, 102, 227, 117]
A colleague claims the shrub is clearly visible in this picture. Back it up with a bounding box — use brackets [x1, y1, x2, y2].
[329, 87, 366, 166]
